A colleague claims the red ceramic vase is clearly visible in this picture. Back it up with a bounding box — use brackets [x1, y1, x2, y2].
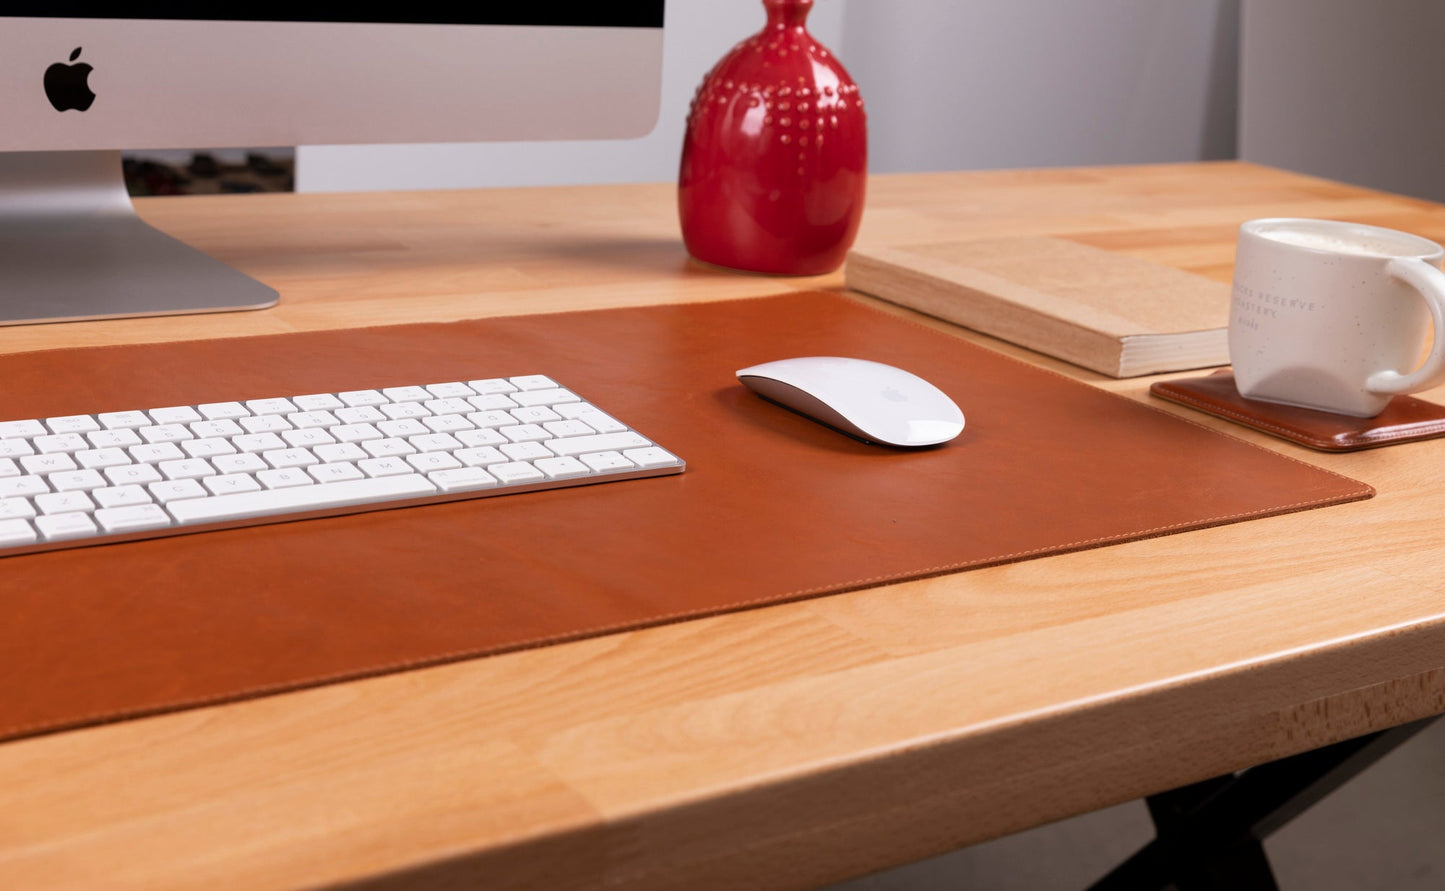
[678, 0, 867, 275]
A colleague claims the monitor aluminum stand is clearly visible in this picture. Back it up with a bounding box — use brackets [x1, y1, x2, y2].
[0, 150, 279, 326]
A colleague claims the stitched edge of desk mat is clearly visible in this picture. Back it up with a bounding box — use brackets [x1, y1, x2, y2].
[1151, 370, 1445, 451]
[0, 291, 1372, 742]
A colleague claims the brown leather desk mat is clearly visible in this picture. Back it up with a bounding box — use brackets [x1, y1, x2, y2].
[0, 292, 1371, 742]
[1152, 370, 1445, 451]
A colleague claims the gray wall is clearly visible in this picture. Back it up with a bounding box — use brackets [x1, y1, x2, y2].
[841, 0, 1239, 172]
[296, 0, 1241, 192]
[1239, 0, 1445, 202]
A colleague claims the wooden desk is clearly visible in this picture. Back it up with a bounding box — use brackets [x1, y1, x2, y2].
[3, 163, 1444, 890]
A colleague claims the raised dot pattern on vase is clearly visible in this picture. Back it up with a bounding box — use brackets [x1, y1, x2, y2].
[678, 0, 868, 275]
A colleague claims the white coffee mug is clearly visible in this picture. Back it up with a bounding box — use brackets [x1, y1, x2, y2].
[1228, 218, 1445, 417]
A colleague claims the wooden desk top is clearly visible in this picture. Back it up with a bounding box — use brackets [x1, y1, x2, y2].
[3, 163, 1444, 890]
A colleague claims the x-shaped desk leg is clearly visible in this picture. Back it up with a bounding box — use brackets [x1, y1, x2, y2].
[1086, 716, 1439, 891]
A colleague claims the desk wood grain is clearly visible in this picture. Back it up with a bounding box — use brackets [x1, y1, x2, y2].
[3, 163, 1445, 890]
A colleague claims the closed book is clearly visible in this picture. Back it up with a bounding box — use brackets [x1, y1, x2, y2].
[845, 237, 1231, 378]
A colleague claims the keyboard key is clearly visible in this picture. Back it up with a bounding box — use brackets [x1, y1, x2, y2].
[197, 401, 250, 420]
[361, 438, 415, 458]
[21, 453, 79, 475]
[489, 462, 545, 484]
[409, 433, 464, 453]
[182, 438, 237, 459]
[580, 451, 636, 472]
[543, 420, 596, 438]
[380, 402, 430, 421]
[257, 468, 314, 490]
[534, 456, 591, 479]
[190, 419, 244, 439]
[308, 462, 364, 484]
[0, 518, 37, 547]
[138, 424, 193, 444]
[382, 386, 431, 402]
[422, 414, 473, 434]
[624, 447, 683, 468]
[211, 453, 268, 475]
[246, 397, 297, 416]
[576, 411, 627, 434]
[0, 439, 36, 459]
[467, 393, 518, 411]
[429, 467, 497, 492]
[150, 406, 203, 425]
[105, 464, 163, 486]
[0, 458, 17, 478]
[499, 424, 549, 443]
[36, 491, 97, 515]
[46, 415, 101, 434]
[48, 469, 108, 492]
[35, 512, 97, 541]
[159, 458, 215, 481]
[93, 485, 155, 509]
[406, 452, 463, 473]
[546, 431, 650, 456]
[76, 447, 133, 469]
[292, 393, 344, 412]
[96, 504, 172, 534]
[510, 406, 562, 424]
[282, 428, 337, 449]
[467, 378, 518, 395]
[331, 423, 383, 443]
[0, 498, 38, 520]
[313, 442, 369, 464]
[97, 411, 150, 430]
[149, 479, 208, 503]
[0, 476, 49, 498]
[203, 474, 264, 496]
[0, 419, 47, 438]
[500, 441, 553, 461]
[232, 433, 287, 453]
[425, 382, 476, 399]
[358, 456, 412, 478]
[263, 448, 319, 470]
[423, 398, 473, 415]
[510, 375, 558, 391]
[130, 443, 186, 464]
[338, 390, 388, 407]
[456, 446, 508, 467]
[513, 388, 580, 407]
[239, 414, 293, 434]
[288, 410, 340, 429]
[455, 428, 506, 448]
[378, 419, 429, 438]
[87, 428, 143, 449]
[35, 433, 90, 454]
[334, 406, 386, 425]
[467, 410, 516, 429]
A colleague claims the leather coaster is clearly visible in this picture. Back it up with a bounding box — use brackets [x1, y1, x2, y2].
[1151, 370, 1445, 451]
[0, 293, 1372, 742]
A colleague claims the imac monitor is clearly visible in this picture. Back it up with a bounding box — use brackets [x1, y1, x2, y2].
[0, 7, 666, 326]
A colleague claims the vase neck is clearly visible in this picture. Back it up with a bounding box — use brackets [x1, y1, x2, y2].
[764, 0, 813, 29]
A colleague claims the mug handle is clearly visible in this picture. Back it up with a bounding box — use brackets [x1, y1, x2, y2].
[1366, 257, 1445, 396]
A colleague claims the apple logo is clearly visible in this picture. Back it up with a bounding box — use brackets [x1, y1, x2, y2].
[880, 387, 909, 403]
[45, 47, 96, 112]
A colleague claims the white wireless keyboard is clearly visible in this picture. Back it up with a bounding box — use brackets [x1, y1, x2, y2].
[0, 374, 683, 557]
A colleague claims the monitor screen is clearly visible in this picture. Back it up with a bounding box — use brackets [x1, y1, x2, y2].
[0, 6, 666, 324]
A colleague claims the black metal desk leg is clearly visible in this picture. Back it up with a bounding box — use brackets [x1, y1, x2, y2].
[1085, 716, 1440, 891]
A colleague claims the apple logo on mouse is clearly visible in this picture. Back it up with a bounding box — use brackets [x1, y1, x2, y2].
[45, 47, 96, 112]
[880, 387, 909, 403]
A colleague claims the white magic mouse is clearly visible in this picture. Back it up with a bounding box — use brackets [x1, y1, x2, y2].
[736, 356, 965, 447]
